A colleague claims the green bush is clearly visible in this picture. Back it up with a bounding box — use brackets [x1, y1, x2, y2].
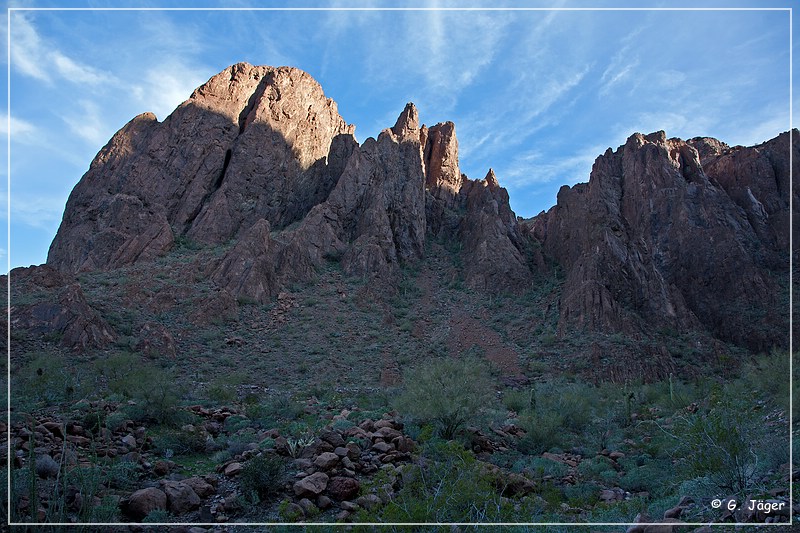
[373, 440, 515, 522]
[395, 356, 495, 439]
[577, 456, 617, 484]
[143, 509, 170, 523]
[503, 388, 536, 413]
[14, 352, 83, 409]
[517, 412, 564, 454]
[671, 402, 768, 495]
[239, 454, 286, 503]
[152, 429, 207, 457]
[515, 456, 568, 480]
[96, 353, 183, 425]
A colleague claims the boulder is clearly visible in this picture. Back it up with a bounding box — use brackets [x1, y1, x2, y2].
[124, 487, 167, 521]
[313, 452, 340, 470]
[326, 476, 360, 501]
[162, 480, 201, 515]
[293, 471, 329, 496]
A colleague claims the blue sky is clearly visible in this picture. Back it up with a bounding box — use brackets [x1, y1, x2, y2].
[3, 1, 797, 270]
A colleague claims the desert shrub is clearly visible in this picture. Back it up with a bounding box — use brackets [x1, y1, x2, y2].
[671, 401, 768, 496]
[517, 412, 564, 455]
[104, 461, 140, 490]
[373, 440, 515, 523]
[742, 350, 791, 412]
[207, 371, 248, 403]
[15, 352, 82, 408]
[82, 411, 106, 435]
[331, 418, 354, 432]
[143, 509, 170, 523]
[503, 388, 536, 413]
[563, 481, 601, 507]
[618, 462, 668, 495]
[577, 456, 618, 484]
[239, 454, 286, 503]
[553, 383, 594, 432]
[513, 456, 568, 480]
[96, 353, 183, 425]
[395, 356, 495, 439]
[104, 411, 129, 433]
[152, 429, 207, 457]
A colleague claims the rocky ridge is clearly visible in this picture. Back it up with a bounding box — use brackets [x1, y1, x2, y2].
[17, 62, 792, 362]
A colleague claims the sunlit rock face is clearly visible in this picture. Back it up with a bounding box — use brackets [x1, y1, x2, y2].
[45, 63, 792, 354]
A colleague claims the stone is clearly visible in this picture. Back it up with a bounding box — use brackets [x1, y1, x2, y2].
[125, 487, 167, 521]
[317, 495, 333, 509]
[297, 497, 318, 517]
[374, 427, 402, 441]
[356, 494, 382, 510]
[372, 441, 393, 453]
[333, 447, 349, 457]
[321, 430, 346, 448]
[293, 471, 329, 496]
[9, 268, 117, 352]
[121, 435, 137, 449]
[153, 460, 171, 476]
[162, 480, 201, 515]
[339, 501, 359, 512]
[35, 455, 59, 478]
[326, 476, 360, 501]
[223, 462, 243, 477]
[313, 452, 340, 470]
[183, 476, 215, 498]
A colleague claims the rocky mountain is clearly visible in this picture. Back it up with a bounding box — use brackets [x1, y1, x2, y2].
[527, 130, 794, 353]
[15, 62, 793, 369]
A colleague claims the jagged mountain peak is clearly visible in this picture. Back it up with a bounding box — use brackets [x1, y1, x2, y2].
[39, 63, 791, 362]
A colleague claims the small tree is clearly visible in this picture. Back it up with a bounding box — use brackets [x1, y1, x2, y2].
[395, 356, 494, 439]
[670, 402, 767, 496]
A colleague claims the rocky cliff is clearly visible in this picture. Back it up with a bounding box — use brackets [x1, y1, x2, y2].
[528, 130, 794, 352]
[37, 62, 792, 361]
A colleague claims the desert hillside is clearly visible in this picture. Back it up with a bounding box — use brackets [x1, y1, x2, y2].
[5, 63, 795, 528]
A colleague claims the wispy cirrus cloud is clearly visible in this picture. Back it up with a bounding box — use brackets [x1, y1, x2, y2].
[498, 144, 605, 188]
[10, 13, 115, 87]
[131, 60, 214, 121]
[0, 114, 37, 143]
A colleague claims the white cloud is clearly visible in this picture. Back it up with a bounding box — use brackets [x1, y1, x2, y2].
[499, 144, 604, 188]
[598, 26, 647, 97]
[10, 14, 116, 87]
[9, 194, 65, 232]
[61, 100, 114, 148]
[9, 13, 50, 81]
[133, 60, 215, 121]
[0, 114, 37, 143]
[51, 51, 112, 86]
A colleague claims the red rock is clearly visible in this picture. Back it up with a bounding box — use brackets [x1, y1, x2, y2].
[293, 471, 329, 496]
[10, 267, 117, 352]
[124, 487, 167, 521]
[326, 476, 360, 501]
[529, 130, 794, 355]
[313, 452, 340, 470]
[223, 462, 243, 476]
[183, 476, 215, 498]
[162, 480, 201, 515]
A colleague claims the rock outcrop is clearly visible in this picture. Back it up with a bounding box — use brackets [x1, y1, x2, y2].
[48, 63, 356, 273]
[39, 62, 792, 356]
[528, 130, 794, 351]
[8, 265, 117, 351]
